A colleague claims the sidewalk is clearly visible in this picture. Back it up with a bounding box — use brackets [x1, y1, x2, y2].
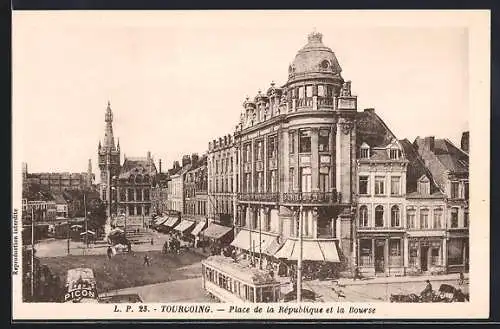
[337, 272, 469, 286]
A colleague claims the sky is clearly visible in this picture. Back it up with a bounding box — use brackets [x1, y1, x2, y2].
[13, 11, 470, 181]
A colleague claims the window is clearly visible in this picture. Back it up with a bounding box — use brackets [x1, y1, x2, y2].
[144, 189, 150, 201]
[375, 176, 385, 195]
[360, 147, 369, 159]
[375, 205, 384, 227]
[448, 238, 464, 265]
[420, 209, 429, 229]
[390, 177, 401, 195]
[389, 239, 402, 266]
[299, 129, 311, 153]
[464, 181, 469, 200]
[433, 208, 443, 229]
[300, 167, 312, 193]
[319, 168, 329, 192]
[318, 129, 330, 152]
[409, 242, 418, 267]
[244, 144, 251, 163]
[464, 211, 469, 228]
[359, 239, 373, 266]
[431, 248, 440, 265]
[256, 172, 263, 193]
[268, 136, 277, 158]
[451, 182, 460, 199]
[268, 170, 277, 193]
[418, 178, 430, 195]
[407, 208, 416, 229]
[451, 208, 459, 228]
[289, 168, 295, 192]
[390, 149, 400, 159]
[306, 85, 313, 98]
[245, 173, 251, 193]
[317, 85, 325, 97]
[391, 205, 400, 227]
[359, 206, 368, 227]
[359, 176, 369, 195]
[289, 131, 296, 154]
[298, 87, 305, 99]
[255, 140, 263, 161]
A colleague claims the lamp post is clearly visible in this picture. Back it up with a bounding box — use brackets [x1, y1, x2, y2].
[297, 205, 303, 302]
[31, 207, 35, 299]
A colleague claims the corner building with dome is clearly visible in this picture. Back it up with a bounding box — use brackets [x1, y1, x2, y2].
[206, 31, 469, 276]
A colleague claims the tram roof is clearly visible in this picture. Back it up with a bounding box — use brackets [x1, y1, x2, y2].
[202, 255, 278, 286]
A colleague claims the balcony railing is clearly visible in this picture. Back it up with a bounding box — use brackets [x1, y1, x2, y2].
[238, 192, 279, 202]
[282, 191, 339, 204]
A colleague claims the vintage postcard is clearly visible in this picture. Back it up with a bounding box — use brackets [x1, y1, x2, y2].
[11, 10, 490, 320]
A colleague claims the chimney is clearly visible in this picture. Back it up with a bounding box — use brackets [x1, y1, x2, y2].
[147, 151, 151, 161]
[424, 136, 435, 152]
[461, 131, 469, 153]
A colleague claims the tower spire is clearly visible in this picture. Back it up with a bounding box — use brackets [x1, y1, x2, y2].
[103, 101, 115, 150]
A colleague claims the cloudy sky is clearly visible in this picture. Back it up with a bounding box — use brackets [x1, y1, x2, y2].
[13, 11, 472, 181]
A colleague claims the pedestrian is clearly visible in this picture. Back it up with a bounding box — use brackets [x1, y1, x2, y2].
[144, 255, 151, 267]
[353, 266, 361, 281]
[151, 238, 154, 245]
[421, 280, 433, 299]
[107, 246, 113, 259]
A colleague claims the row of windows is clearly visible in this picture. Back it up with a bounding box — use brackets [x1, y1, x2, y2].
[359, 176, 401, 196]
[243, 136, 278, 163]
[214, 156, 234, 175]
[127, 204, 150, 216]
[203, 265, 279, 302]
[213, 176, 235, 193]
[450, 181, 469, 199]
[126, 175, 151, 184]
[358, 205, 468, 229]
[185, 201, 207, 216]
[359, 147, 402, 160]
[291, 84, 335, 99]
[118, 188, 150, 201]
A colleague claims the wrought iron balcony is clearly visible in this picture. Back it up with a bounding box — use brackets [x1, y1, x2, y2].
[282, 190, 339, 204]
[238, 192, 279, 202]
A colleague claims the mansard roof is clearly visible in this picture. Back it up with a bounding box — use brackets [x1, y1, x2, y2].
[119, 157, 157, 179]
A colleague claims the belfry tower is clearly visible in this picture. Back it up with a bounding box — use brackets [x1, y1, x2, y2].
[98, 101, 121, 229]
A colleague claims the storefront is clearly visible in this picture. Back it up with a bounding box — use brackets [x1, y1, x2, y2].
[191, 219, 208, 247]
[356, 232, 405, 277]
[406, 236, 446, 275]
[231, 229, 282, 268]
[447, 234, 469, 273]
[200, 223, 234, 249]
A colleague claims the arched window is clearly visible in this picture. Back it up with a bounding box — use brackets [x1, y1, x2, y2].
[359, 206, 368, 227]
[375, 205, 384, 227]
[135, 175, 143, 184]
[144, 175, 150, 184]
[128, 175, 135, 184]
[391, 205, 400, 227]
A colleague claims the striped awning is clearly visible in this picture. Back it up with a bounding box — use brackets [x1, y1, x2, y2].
[191, 221, 207, 236]
[201, 223, 232, 240]
[163, 217, 180, 228]
[231, 230, 277, 255]
[273, 239, 340, 262]
[154, 216, 168, 225]
[174, 220, 195, 233]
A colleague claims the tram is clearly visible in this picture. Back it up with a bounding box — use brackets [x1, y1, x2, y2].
[63, 268, 99, 303]
[201, 255, 281, 303]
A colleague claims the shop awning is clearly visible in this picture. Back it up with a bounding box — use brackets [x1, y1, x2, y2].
[201, 223, 233, 240]
[163, 217, 180, 228]
[154, 216, 168, 225]
[231, 230, 277, 255]
[191, 221, 207, 236]
[273, 239, 340, 262]
[174, 220, 195, 233]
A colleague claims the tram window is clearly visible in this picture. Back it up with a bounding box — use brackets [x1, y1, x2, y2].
[256, 288, 262, 303]
[262, 287, 273, 302]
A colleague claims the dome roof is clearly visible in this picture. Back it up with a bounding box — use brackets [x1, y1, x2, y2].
[288, 32, 342, 82]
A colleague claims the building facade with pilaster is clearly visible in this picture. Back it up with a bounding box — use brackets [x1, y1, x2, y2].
[231, 32, 356, 269]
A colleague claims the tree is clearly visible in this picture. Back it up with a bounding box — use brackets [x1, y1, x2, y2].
[86, 198, 106, 229]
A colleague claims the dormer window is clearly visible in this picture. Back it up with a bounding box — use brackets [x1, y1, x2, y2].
[417, 175, 430, 195]
[360, 143, 370, 159]
[390, 149, 401, 159]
